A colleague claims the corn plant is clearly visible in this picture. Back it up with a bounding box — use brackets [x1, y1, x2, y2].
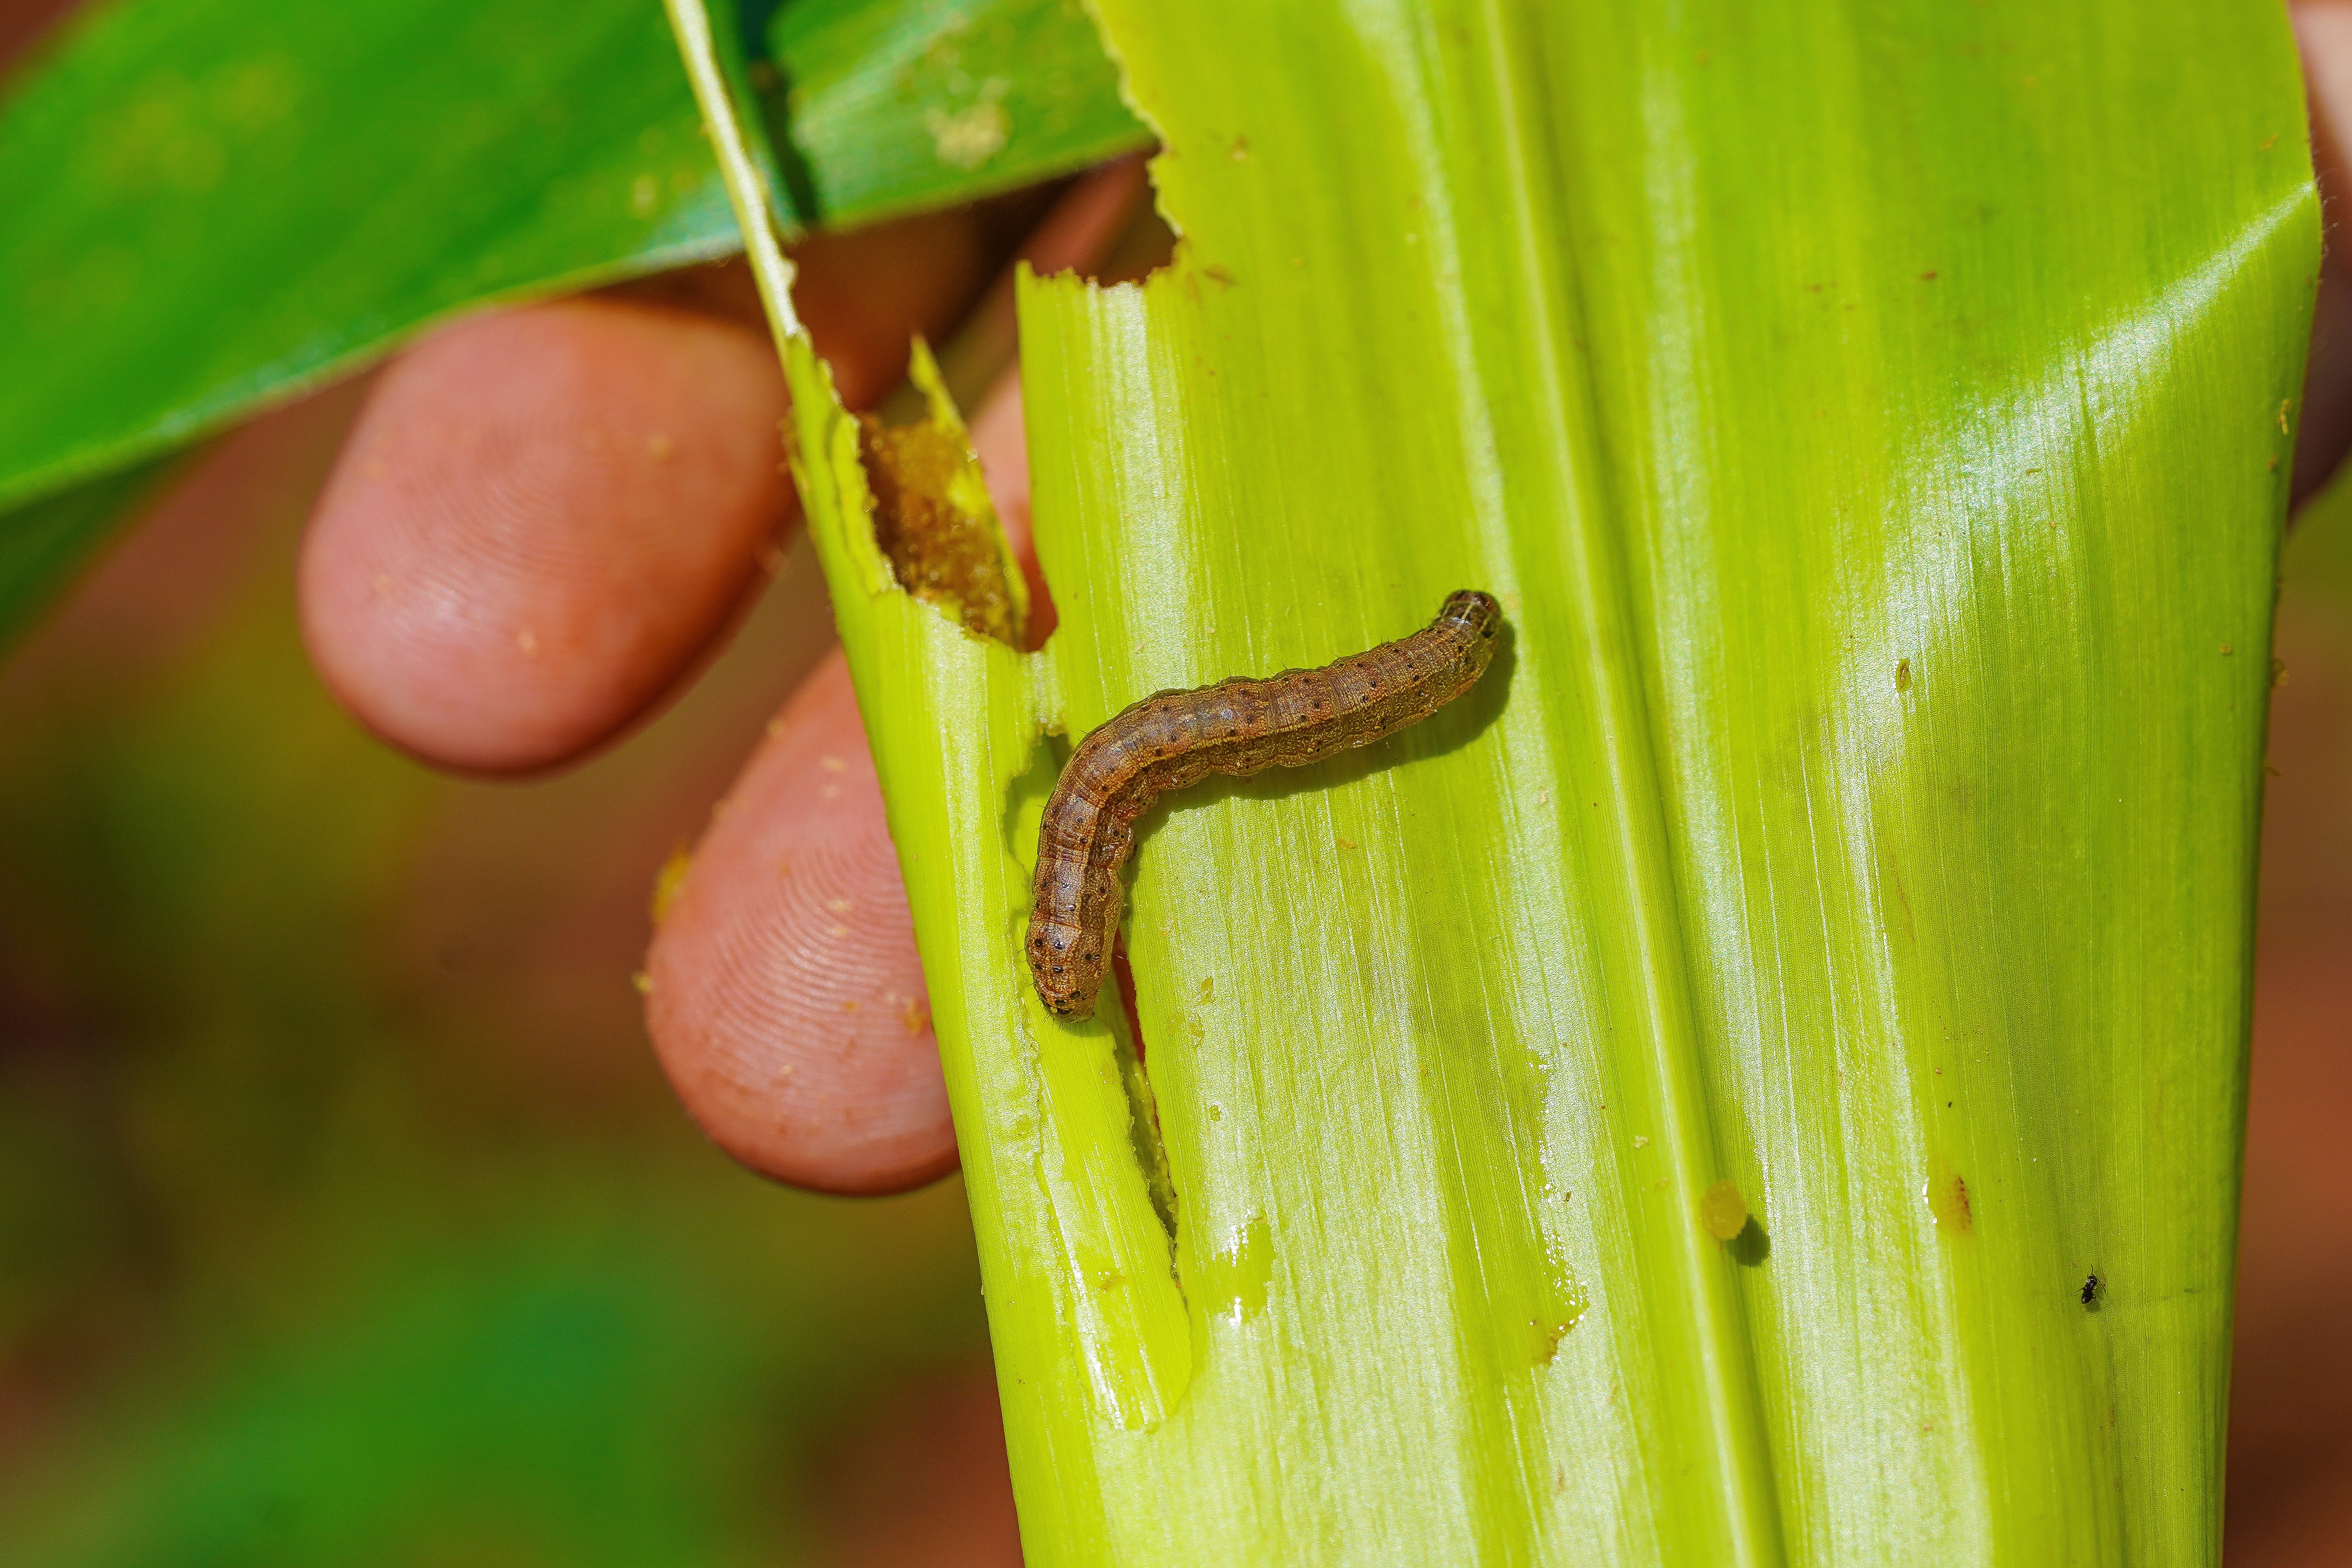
[0, 0, 2316, 1561]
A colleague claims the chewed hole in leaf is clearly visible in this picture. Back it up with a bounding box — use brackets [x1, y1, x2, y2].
[857, 412, 1025, 646]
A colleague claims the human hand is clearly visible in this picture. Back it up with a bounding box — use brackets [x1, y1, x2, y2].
[298, 163, 1149, 1195]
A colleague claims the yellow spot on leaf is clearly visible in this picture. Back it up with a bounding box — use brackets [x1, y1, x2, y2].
[923, 80, 1010, 170]
[1701, 1179, 1750, 1241]
[1926, 1170, 1974, 1234]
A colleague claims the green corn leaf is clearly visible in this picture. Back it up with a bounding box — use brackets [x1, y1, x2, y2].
[689, 0, 2314, 1561]
[0, 0, 1145, 639]
[0, 0, 724, 520]
[762, 0, 1145, 226]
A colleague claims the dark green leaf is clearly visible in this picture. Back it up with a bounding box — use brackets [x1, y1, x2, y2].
[0, 0, 729, 514]
[766, 0, 1145, 224]
[0, 0, 1143, 641]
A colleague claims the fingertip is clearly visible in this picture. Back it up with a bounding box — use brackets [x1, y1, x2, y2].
[643, 651, 958, 1194]
[2295, 4, 2352, 506]
[300, 297, 793, 774]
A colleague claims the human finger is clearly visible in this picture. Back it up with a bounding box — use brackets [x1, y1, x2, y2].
[298, 212, 1003, 774]
[642, 649, 956, 1192]
[299, 296, 794, 774]
[2294, 2, 2352, 508]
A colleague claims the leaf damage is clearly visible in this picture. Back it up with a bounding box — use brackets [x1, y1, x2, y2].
[857, 411, 1025, 646]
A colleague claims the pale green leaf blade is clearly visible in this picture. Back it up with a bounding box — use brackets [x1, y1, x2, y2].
[664, 0, 1196, 1520]
[1007, 1, 2313, 1562]
[670, 0, 2315, 1560]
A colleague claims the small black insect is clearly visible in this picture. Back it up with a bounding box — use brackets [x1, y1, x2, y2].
[2080, 1273, 2103, 1310]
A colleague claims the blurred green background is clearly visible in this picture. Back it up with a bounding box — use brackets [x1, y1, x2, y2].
[0, 384, 1021, 1566]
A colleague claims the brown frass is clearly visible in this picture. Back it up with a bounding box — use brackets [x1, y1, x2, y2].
[858, 414, 1024, 647]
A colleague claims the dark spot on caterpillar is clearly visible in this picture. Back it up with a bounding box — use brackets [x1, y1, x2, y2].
[1025, 591, 1504, 1018]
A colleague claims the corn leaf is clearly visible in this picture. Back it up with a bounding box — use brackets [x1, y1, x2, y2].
[760, 0, 1142, 226]
[0, 0, 1144, 639]
[677, 0, 2312, 1560]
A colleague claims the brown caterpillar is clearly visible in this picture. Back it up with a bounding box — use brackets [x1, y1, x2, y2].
[1026, 590, 1503, 1019]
